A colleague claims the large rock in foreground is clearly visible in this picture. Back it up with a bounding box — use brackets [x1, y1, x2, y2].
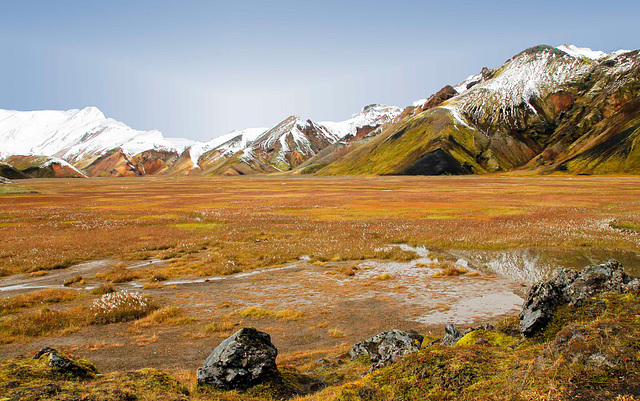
[350, 329, 423, 370]
[519, 260, 639, 336]
[197, 328, 280, 389]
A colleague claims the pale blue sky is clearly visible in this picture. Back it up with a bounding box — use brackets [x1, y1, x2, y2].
[0, 0, 637, 140]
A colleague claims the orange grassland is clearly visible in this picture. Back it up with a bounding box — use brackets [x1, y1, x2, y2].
[1, 175, 640, 277]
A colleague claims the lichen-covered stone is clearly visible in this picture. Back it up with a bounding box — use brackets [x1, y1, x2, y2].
[32, 347, 97, 378]
[350, 329, 423, 370]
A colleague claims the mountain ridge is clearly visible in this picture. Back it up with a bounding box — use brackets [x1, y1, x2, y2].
[1, 44, 638, 178]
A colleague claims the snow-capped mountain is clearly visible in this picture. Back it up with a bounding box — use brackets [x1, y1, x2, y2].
[3, 43, 638, 178]
[320, 44, 640, 176]
[221, 105, 402, 173]
[0, 107, 178, 164]
[177, 105, 402, 175]
[0, 103, 402, 177]
[188, 128, 267, 169]
[319, 104, 402, 141]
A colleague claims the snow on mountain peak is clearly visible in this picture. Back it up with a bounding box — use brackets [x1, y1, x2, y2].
[443, 46, 596, 130]
[187, 127, 268, 168]
[0, 107, 177, 162]
[319, 104, 402, 141]
[557, 44, 608, 60]
[556, 44, 631, 61]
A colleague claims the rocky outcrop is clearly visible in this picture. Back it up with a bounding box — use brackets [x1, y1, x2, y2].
[33, 347, 97, 378]
[349, 329, 423, 370]
[197, 328, 281, 390]
[519, 260, 637, 336]
[415, 85, 459, 113]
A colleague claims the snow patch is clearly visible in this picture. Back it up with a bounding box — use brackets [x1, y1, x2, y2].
[557, 44, 608, 60]
[42, 156, 88, 177]
[188, 127, 267, 168]
[439, 104, 473, 129]
[453, 73, 484, 94]
[318, 104, 402, 140]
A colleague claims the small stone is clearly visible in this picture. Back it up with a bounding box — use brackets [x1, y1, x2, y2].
[33, 347, 96, 378]
[442, 324, 463, 345]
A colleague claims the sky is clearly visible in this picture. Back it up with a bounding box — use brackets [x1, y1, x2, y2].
[0, 0, 638, 142]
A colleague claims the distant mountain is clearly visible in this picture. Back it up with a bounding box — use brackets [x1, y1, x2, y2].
[2, 155, 87, 178]
[2, 44, 639, 178]
[318, 44, 640, 175]
[206, 105, 402, 175]
[0, 107, 177, 166]
[0, 104, 401, 177]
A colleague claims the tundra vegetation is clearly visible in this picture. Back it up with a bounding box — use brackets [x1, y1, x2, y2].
[1, 175, 640, 400]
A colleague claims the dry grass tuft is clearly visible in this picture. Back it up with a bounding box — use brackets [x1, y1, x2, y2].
[328, 329, 346, 338]
[432, 262, 468, 277]
[98, 263, 141, 283]
[376, 273, 394, 281]
[0, 289, 78, 314]
[0, 307, 82, 342]
[205, 320, 236, 334]
[238, 307, 304, 321]
[133, 306, 195, 328]
[336, 265, 358, 276]
[142, 281, 163, 289]
[63, 275, 83, 286]
[91, 284, 116, 295]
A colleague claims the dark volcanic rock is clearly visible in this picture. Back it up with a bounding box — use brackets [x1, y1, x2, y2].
[519, 280, 567, 336]
[442, 324, 463, 345]
[197, 328, 280, 390]
[564, 260, 630, 305]
[350, 329, 423, 370]
[519, 260, 635, 336]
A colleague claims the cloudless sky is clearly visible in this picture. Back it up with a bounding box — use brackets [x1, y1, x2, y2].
[0, 0, 638, 141]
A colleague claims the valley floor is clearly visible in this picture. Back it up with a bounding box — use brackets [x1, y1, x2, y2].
[1, 175, 640, 399]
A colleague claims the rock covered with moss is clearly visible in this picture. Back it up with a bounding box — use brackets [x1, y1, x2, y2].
[350, 329, 423, 370]
[32, 347, 98, 379]
[197, 327, 281, 390]
[519, 260, 638, 336]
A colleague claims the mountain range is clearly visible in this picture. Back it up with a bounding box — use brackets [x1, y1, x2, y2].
[1, 44, 639, 178]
